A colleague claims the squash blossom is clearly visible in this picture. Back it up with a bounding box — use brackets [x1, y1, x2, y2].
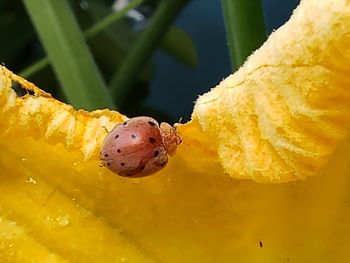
[1, 0, 350, 262]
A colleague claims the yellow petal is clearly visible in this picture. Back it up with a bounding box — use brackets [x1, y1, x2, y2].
[1, 0, 350, 262]
[193, 0, 350, 182]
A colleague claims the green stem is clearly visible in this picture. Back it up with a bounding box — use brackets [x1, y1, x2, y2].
[221, 0, 266, 69]
[20, 57, 49, 79]
[84, 0, 145, 39]
[23, 0, 114, 110]
[109, 0, 190, 106]
[20, 0, 145, 79]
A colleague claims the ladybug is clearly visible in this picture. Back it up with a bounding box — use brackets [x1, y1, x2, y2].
[100, 116, 182, 177]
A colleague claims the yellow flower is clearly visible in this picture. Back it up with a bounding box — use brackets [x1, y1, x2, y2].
[1, 0, 350, 262]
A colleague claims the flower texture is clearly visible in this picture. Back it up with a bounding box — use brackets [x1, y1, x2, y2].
[1, 0, 350, 262]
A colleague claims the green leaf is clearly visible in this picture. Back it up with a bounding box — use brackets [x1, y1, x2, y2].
[161, 26, 198, 69]
[20, 0, 145, 79]
[23, 0, 114, 110]
[221, 0, 266, 69]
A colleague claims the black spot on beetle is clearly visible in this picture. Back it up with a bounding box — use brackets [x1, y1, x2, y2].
[107, 163, 111, 166]
[104, 153, 109, 157]
[259, 241, 263, 248]
[117, 149, 121, 153]
[121, 162, 125, 166]
[149, 137, 156, 143]
[140, 165, 145, 170]
[131, 134, 136, 139]
[148, 121, 156, 126]
[115, 134, 119, 139]
[123, 121, 127, 126]
[153, 150, 159, 157]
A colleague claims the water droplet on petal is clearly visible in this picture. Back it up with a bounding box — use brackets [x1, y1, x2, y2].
[56, 214, 70, 227]
[25, 177, 37, 185]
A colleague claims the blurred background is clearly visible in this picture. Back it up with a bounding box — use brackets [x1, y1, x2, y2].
[0, 0, 299, 122]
